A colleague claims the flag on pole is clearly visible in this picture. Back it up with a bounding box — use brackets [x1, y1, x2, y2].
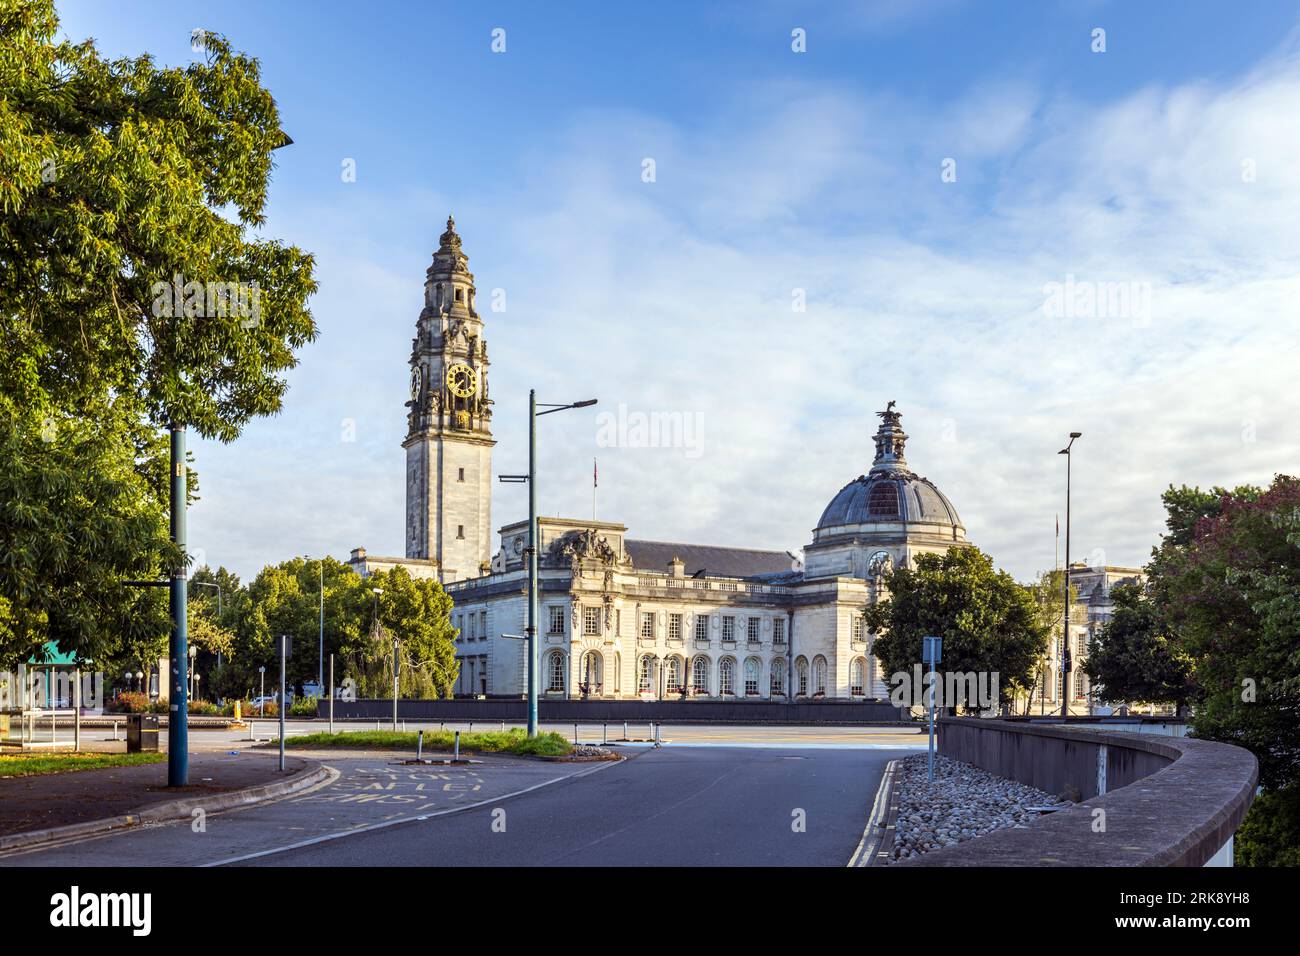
[593, 458, 598, 488]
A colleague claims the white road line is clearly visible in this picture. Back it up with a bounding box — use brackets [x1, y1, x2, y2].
[201, 757, 622, 867]
[848, 758, 898, 867]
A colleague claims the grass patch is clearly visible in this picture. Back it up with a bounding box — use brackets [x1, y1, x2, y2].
[283, 728, 573, 757]
[0, 752, 166, 778]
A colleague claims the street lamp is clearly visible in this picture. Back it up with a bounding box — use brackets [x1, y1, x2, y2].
[188, 644, 197, 700]
[1058, 431, 1081, 720]
[306, 554, 324, 693]
[500, 391, 598, 737]
[370, 588, 393, 729]
[258, 665, 266, 716]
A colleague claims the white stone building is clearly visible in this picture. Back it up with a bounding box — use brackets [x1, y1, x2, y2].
[353, 219, 978, 701]
[1025, 563, 1149, 716]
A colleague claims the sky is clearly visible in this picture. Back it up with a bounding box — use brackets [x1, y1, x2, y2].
[55, 0, 1300, 585]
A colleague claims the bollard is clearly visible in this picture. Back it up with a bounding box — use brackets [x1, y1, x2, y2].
[602, 723, 608, 744]
[623, 721, 628, 741]
[454, 730, 461, 761]
[501, 720, 506, 732]
[417, 730, 424, 761]
[574, 722, 580, 745]
[469, 722, 473, 734]
[654, 723, 661, 747]
[376, 719, 380, 731]
[403, 720, 407, 732]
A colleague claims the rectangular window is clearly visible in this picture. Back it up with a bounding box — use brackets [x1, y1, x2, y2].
[773, 618, 786, 644]
[457, 524, 465, 539]
[583, 605, 602, 636]
[479, 610, 487, 641]
[722, 616, 735, 642]
[747, 617, 760, 643]
[640, 612, 655, 639]
[548, 605, 565, 635]
[852, 616, 864, 642]
[457, 467, 465, 482]
[694, 615, 709, 641]
[467, 613, 476, 641]
[668, 613, 682, 641]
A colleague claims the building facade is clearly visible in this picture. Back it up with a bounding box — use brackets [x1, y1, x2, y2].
[1025, 563, 1149, 716]
[354, 219, 984, 701]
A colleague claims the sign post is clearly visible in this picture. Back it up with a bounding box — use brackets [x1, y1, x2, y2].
[278, 635, 290, 772]
[923, 636, 942, 782]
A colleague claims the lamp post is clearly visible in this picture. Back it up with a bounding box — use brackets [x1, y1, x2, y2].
[306, 555, 324, 693]
[499, 391, 598, 737]
[258, 666, 265, 716]
[370, 588, 390, 729]
[1058, 431, 1081, 720]
[192, 581, 222, 671]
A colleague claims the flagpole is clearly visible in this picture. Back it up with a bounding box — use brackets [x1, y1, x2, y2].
[592, 458, 597, 521]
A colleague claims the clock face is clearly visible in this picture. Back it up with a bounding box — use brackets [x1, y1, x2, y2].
[446, 363, 476, 398]
[409, 366, 422, 400]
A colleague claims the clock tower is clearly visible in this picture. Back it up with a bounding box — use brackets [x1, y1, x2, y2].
[403, 216, 495, 582]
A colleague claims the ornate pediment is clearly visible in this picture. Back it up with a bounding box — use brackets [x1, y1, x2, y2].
[548, 528, 624, 570]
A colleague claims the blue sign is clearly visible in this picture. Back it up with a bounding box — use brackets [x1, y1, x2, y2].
[923, 635, 942, 665]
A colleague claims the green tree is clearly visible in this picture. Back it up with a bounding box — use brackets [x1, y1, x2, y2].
[0, 0, 316, 665]
[1083, 582, 1194, 709]
[1150, 476, 1300, 791]
[358, 567, 459, 699]
[865, 547, 1048, 712]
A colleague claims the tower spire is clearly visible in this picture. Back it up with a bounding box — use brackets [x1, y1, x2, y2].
[871, 400, 909, 472]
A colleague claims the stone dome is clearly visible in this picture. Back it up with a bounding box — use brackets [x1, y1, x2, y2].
[812, 402, 965, 546]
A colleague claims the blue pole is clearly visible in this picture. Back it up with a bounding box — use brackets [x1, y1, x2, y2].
[527, 389, 539, 738]
[168, 424, 189, 787]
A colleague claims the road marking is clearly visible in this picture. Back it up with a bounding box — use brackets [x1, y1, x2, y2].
[649, 741, 926, 750]
[201, 757, 623, 867]
[848, 758, 898, 867]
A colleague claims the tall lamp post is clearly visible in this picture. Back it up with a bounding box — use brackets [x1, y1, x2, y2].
[306, 555, 324, 692]
[1058, 431, 1081, 720]
[500, 390, 597, 738]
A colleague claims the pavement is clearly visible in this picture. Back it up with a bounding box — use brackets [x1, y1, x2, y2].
[0, 751, 311, 839]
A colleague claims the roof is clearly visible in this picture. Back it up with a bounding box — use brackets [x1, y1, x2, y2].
[623, 539, 793, 579]
[816, 472, 962, 530]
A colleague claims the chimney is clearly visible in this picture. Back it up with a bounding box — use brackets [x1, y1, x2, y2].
[669, 556, 685, 578]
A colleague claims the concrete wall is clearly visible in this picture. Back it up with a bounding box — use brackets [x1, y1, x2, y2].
[902, 717, 1258, 867]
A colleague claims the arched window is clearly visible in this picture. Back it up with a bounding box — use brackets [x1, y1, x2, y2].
[1074, 669, 1086, 699]
[638, 655, 654, 694]
[744, 658, 761, 696]
[719, 657, 736, 696]
[546, 651, 566, 693]
[795, 656, 809, 697]
[581, 651, 603, 695]
[770, 658, 786, 697]
[666, 656, 683, 693]
[812, 656, 828, 696]
[691, 656, 710, 695]
[850, 658, 866, 696]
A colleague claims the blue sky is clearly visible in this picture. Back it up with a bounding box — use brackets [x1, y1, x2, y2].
[56, 0, 1300, 583]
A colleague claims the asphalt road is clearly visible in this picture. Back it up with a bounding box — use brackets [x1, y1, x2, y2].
[230, 745, 905, 867]
[3, 727, 919, 867]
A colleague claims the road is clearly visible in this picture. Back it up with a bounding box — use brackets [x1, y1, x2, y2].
[2, 727, 921, 867]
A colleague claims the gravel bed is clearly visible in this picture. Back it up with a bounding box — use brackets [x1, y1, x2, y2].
[571, 745, 615, 758]
[883, 754, 1068, 863]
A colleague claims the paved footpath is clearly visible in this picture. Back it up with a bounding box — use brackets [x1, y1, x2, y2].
[0, 751, 309, 838]
[0, 750, 609, 867]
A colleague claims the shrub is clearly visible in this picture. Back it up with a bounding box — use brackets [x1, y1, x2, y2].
[289, 696, 319, 717]
[107, 692, 152, 714]
[185, 699, 219, 716]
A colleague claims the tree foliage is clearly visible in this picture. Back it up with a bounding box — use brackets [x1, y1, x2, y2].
[865, 547, 1049, 710]
[0, 0, 316, 665]
[1084, 582, 1195, 708]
